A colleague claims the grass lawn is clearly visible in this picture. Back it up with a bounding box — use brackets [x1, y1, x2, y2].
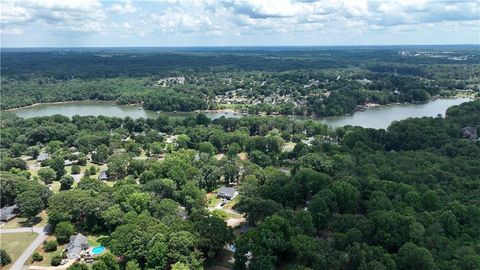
[87, 235, 107, 247]
[31, 235, 65, 267]
[224, 196, 240, 210]
[224, 211, 243, 219]
[26, 160, 41, 177]
[207, 194, 221, 207]
[30, 235, 65, 266]
[0, 232, 38, 269]
[51, 181, 61, 193]
[3, 210, 48, 229]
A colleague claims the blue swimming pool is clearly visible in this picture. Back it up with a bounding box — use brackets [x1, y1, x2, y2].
[91, 246, 106, 255]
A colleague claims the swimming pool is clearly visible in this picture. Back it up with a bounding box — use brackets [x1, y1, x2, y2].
[91, 246, 106, 255]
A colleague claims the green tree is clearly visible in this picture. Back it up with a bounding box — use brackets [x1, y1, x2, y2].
[55, 221, 76, 244]
[397, 242, 435, 270]
[92, 144, 109, 164]
[97, 253, 119, 270]
[331, 181, 359, 213]
[172, 262, 190, 270]
[147, 236, 168, 269]
[67, 263, 89, 270]
[107, 154, 130, 179]
[125, 260, 141, 270]
[38, 168, 56, 184]
[198, 142, 216, 156]
[60, 175, 74, 191]
[16, 190, 44, 221]
[194, 216, 234, 258]
[50, 156, 66, 180]
[125, 192, 151, 214]
[440, 210, 459, 237]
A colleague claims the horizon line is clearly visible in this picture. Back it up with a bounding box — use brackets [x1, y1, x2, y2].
[2, 44, 479, 49]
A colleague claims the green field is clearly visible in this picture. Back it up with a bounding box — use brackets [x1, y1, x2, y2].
[0, 232, 38, 269]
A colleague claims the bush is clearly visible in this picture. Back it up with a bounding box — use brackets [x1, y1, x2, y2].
[44, 240, 58, 252]
[51, 255, 63, 266]
[67, 263, 90, 270]
[32, 252, 43, 262]
[55, 221, 75, 244]
[0, 249, 12, 266]
[71, 165, 81, 175]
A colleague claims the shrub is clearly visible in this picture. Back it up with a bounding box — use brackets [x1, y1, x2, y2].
[71, 165, 81, 175]
[44, 240, 58, 252]
[51, 255, 63, 266]
[32, 252, 43, 262]
[0, 249, 12, 266]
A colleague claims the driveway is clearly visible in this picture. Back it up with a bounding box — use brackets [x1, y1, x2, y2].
[0, 226, 50, 270]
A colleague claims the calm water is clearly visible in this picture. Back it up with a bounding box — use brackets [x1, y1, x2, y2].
[9, 98, 471, 129]
[316, 98, 471, 129]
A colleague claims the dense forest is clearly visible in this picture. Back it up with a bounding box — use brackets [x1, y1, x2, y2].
[2, 47, 479, 115]
[1, 99, 479, 269]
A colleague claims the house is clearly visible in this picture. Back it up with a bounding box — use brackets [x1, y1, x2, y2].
[98, 171, 109, 181]
[0, 204, 18, 222]
[37, 152, 49, 162]
[217, 187, 237, 200]
[67, 233, 89, 259]
[462, 127, 478, 141]
[64, 160, 74, 166]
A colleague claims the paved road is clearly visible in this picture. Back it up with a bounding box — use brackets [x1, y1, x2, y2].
[0, 226, 50, 270]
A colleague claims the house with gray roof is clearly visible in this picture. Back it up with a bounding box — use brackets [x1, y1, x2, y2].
[67, 233, 89, 259]
[98, 171, 109, 181]
[217, 187, 237, 200]
[36, 152, 49, 162]
[0, 204, 18, 221]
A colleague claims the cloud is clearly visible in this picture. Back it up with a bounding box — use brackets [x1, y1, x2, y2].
[1, 0, 105, 33]
[1, 0, 478, 44]
[109, 1, 137, 14]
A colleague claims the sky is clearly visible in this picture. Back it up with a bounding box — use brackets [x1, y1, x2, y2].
[1, 0, 479, 47]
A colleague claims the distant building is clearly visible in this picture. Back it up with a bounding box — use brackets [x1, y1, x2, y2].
[0, 204, 18, 221]
[217, 187, 237, 200]
[462, 127, 478, 141]
[98, 171, 109, 181]
[36, 152, 49, 162]
[67, 233, 89, 259]
[64, 160, 74, 166]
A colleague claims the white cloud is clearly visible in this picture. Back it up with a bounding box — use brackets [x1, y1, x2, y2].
[109, 1, 137, 14]
[1, 0, 478, 45]
[1, 0, 105, 32]
[1, 27, 24, 35]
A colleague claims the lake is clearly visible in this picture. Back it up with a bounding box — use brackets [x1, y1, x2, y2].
[9, 98, 472, 129]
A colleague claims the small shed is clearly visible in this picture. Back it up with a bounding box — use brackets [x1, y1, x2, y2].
[217, 187, 237, 200]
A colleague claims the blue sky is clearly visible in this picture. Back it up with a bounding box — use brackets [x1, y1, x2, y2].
[1, 0, 479, 47]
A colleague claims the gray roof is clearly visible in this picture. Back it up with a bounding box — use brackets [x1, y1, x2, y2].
[98, 171, 108, 180]
[0, 204, 18, 221]
[218, 187, 236, 198]
[37, 152, 49, 161]
[67, 233, 89, 258]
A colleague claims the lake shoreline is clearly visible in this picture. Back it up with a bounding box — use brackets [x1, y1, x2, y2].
[5, 96, 475, 127]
